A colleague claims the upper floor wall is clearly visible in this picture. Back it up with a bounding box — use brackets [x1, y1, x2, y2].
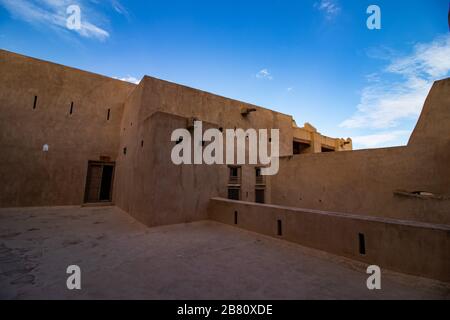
[0, 50, 135, 207]
[293, 123, 352, 154]
[120, 76, 296, 157]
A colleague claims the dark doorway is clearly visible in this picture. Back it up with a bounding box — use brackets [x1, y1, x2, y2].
[84, 161, 115, 203]
[99, 165, 114, 201]
[255, 189, 265, 204]
[228, 187, 241, 201]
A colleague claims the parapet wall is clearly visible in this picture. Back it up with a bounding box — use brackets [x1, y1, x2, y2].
[209, 198, 450, 282]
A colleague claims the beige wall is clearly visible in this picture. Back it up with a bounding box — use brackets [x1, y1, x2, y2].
[122, 76, 295, 157]
[0, 50, 135, 207]
[209, 198, 450, 282]
[1, 49, 448, 231]
[114, 76, 293, 226]
[293, 125, 352, 153]
[1, 50, 448, 281]
[114, 111, 228, 226]
[271, 79, 450, 225]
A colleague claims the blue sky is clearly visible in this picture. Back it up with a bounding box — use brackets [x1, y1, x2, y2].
[0, 0, 449, 149]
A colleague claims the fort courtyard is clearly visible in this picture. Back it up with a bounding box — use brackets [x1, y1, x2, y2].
[1, 206, 448, 300]
[0, 49, 449, 300]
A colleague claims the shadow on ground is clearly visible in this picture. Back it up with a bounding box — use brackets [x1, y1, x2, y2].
[0, 206, 449, 300]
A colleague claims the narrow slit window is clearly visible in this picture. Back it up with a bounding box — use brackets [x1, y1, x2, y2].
[33, 96, 38, 109]
[277, 220, 282, 236]
[141, 140, 144, 148]
[234, 211, 238, 225]
[70, 102, 74, 115]
[123, 147, 127, 155]
[107, 108, 111, 120]
[359, 233, 366, 255]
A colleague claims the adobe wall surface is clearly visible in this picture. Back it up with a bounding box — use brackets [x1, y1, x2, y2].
[1, 49, 448, 231]
[293, 125, 353, 152]
[271, 79, 450, 225]
[120, 76, 295, 157]
[114, 76, 291, 226]
[0, 50, 136, 207]
[408, 79, 450, 147]
[114, 111, 227, 226]
[114, 111, 274, 226]
[209, 198, 450, 282]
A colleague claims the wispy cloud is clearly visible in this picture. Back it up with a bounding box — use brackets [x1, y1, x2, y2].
[0, 0, 128, 41]
[352, 130, 410, 149]
[341, 35, 450, 130]
[256, 69, 273, 80]
[287, 87, 294, 92]
[111, 0, 130, 19]
[314, 0, 341, 19]
[114, 76, 140, 84]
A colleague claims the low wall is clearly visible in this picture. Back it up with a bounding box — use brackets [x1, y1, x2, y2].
[208, 198, 450, 282]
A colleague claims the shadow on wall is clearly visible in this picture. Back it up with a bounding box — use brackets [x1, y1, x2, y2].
[208, 197, 450, 282]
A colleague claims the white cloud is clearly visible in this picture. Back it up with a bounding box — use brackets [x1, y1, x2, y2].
[352, 130, 410, 149]
[111, 0, 129, 18]
[314, 0, 341, 19]
[287, 87, 294, 92]
[341, 35, 450, 130]
[256, 69, 273, 80]
[0, 0, 128, 41]
[114, 76, 140, 84]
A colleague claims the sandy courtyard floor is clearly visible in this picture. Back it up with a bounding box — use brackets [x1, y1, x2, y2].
[0, 206, 449, 300]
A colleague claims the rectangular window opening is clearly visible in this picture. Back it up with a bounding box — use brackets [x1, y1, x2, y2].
[107, 108, 111, 120]
[234, 211, 238, 225]
[277, 220, 283, 236]
[228, 166, 241, 184]
[70, 102, 74, 115]
[255, 189, 265, 204]
[321, 146, 335, 153]
[33, 96, 38, 109]
[293, 140, 311, 155]
[255, 167, 265, 185]
[359, 233, 366, 255]
[228, 188, 240, 201]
